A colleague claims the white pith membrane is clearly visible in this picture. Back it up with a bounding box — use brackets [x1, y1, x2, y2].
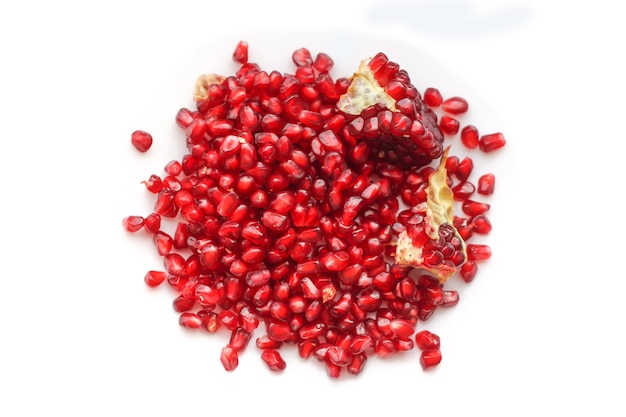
[194, 73, 226, 102]
[394, 148, 467, 283]
[336, 59, 397, 115]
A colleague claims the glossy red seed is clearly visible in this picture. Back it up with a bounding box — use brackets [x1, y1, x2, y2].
[220, 346, 239, 371]
[131, 130, 153, 152]
[144, 270, 166, 288]
[261, 349, 287, 371]
[232, 40, 248, 64]
[424, 87, 443, 107]
[460, 260, 478, 282]
[122, 215, 144, 232]
[442, 96, 469, 115]
[479, 132, 506, 152]
[415, 330, 441, 350]
[467, 244, 492, 261]
[179, 312, 203, 329]
[477, 173, 495, 195]
[420, 348, 442, 369]
[439, 115, 460, 135]
[460, 125, 479, 149]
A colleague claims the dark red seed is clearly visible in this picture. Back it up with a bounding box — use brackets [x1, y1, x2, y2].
[424, 87, 443, 107]
[233, 40, 248, 64]
[477, 173, 495, 195]
[479, 133, 506, 152]
[220, 346, 239, 371]
[415, 330, 441, 350]
[144, 270, 166, 288]
[441, 96, 469, 115]
[466, 244, 492, 261]
[439, 115, 460, 135]
[131, 130, 153, 152]
[122, 215, 144, 232]
[460, 125, 479, 149]
[420, 348, 442, 369]
[261, 349, 287, 371]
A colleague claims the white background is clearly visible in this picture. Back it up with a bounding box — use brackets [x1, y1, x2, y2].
[1, 0, 625, 415]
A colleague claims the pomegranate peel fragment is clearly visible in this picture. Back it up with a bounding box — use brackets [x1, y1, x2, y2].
[336, 59, 396, 115]
[395, 147, 467, 283]
[194, 73, 226, 102]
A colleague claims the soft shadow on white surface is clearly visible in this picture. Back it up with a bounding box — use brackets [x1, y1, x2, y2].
[366, 0, 532, 37]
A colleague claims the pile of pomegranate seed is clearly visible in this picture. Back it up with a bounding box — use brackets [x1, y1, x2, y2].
[124, 41, 504, 377]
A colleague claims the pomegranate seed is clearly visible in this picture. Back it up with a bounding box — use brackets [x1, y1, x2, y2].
[479, 132, 506, 152]
[261, 349, 287, 371]
[439, 115, 460, 135]
[292, 47, 313, 66]
[460, 260, 478, 282]
[420, 348, 442, 370]
[131, 130, 153, 152]
[220, 346, 239, 371]
[122, 215, 144, 232]
[144, 270, 166, 288]
[179, 312, 203, 329]
[477, 173, 495, 195]
[415, 330, 441, 350]
[466, 244, 492, 261]
[424, 87, 443, 107]
[462, 199, 490, 216]
[232, 40, 248, 64]
[441, 96, 469, 115]
[460, 125, 479, 149]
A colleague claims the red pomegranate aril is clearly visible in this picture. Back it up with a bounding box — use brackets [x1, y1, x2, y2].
[462, 199, 490, 216]
[455, 157, 473, 182]
[451, 181, 476, 201]
[415, 330, 441, 350]
[172, 296, 195, 312]
[420, 348, 442, 369]
[442, 96, 469, 115]
[471, 214, 492, 234]
[179, 312, 203, 329]
[229, 327, 252, 352]
[460, 260, 478, 282]
[321, 251, 350, 271]
[245, 269, 271, 287]
[442, 290, 459, 307]
[123, 215, 144, 232]
[439, 115, 460, 135]
[144, 270, 167, 288]
[267, 321, 292, 342]
[461, 125, 479, 149]
[479, 132, 506, 152]
[261, 349, 287, 371]
[477, 173, 495, 195]
[232, 40, 248, 64]
[153, 231, 173, 256]
[424, 87, 443, 107]
[131, 130, 153, 152]
[467, 244, 492, 261]
[164, 160, 182, 177]
[219, 310, 239, 330]
[220, 346, 239, 371]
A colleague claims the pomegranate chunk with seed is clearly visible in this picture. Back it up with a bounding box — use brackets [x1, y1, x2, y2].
[124, 40, 504, 378]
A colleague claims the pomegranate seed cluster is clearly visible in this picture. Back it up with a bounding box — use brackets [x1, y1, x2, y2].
[124, 41, 504, 377]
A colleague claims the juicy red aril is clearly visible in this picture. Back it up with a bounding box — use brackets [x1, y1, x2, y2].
[220, 346, 239, 371]
[144, 270, 167, 288]
[126, 41, 503, 378]
[467, 244, 492, 261]
[420, 348, 442, 369]
[131, 130, 153, 152]
[122, 215, 144, 232]
[233, 40, 248, 64]
[479, 132, 506, 153]
[424, 87, 443, 107]
[261, 349, 287, 371]
[477, 173, 495, 195]
[415, 330, 441, 350]
[439, 115, 460, 135]
[441, 96, 468, 115]
[460, 125, 479, 149]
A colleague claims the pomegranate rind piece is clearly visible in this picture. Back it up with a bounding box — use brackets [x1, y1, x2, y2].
[336, 59, 397, 115]
[194, 73, 226, 102]
[395, 148, 467, 283]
